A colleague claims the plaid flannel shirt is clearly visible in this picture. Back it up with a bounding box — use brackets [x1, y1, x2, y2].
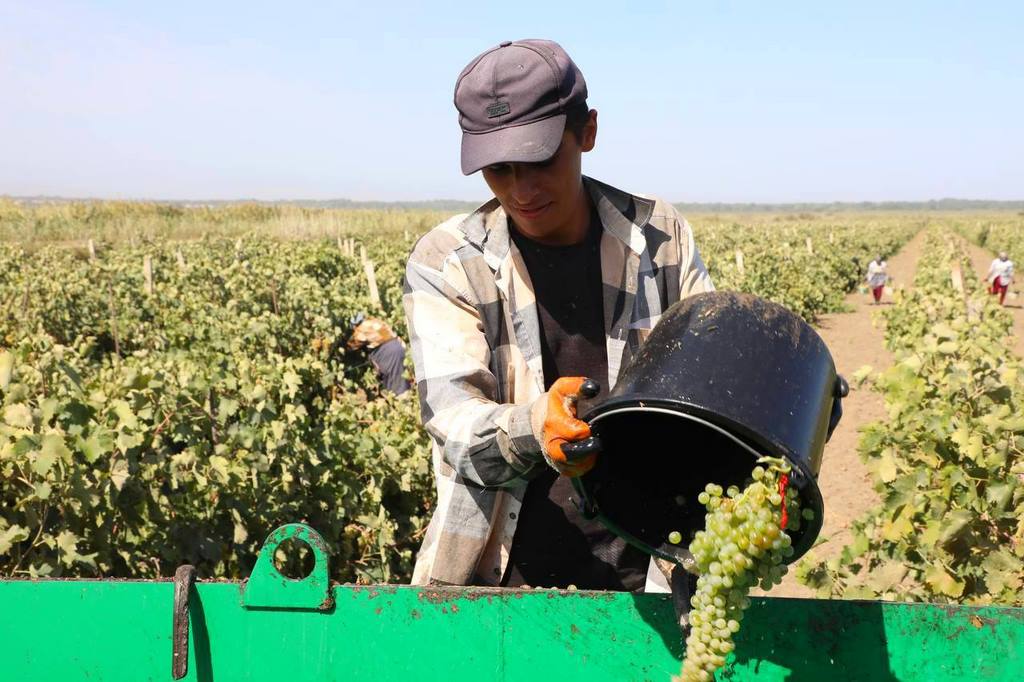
[403, 176, 714, 587]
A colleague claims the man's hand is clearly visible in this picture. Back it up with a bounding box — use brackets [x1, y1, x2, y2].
[533, 377, 600, 477]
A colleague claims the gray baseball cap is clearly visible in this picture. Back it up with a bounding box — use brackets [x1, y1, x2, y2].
[454, 39, 588, 175]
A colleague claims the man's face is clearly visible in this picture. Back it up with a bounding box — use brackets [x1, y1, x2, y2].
[481, 112, 597, 243]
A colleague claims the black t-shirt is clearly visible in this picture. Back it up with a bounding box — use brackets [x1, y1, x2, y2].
[503, 206, 650, 591]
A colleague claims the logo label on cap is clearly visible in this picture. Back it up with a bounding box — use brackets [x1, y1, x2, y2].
[486, 101, 511, 118]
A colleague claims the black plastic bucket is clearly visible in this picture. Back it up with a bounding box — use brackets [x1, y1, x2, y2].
[573, 291, 842, 565]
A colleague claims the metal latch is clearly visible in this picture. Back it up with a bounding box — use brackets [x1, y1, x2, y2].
[170, 523, 333, 679]
[171, 564, 197, 680]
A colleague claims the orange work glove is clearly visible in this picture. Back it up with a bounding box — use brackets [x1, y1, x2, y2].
[537, 377, 600, 477]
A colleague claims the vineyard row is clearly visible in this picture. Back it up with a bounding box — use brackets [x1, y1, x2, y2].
[798, 232, 1024, 605]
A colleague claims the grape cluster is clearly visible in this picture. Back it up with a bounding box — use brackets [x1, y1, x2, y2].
[677, 457, 810, 682]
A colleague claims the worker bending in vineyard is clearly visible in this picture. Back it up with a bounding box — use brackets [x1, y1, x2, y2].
[402, 39, 714, 591]
[345, 314, 411, 395]
[865, 254, 888, 305]
[985, 251, 1014, 306]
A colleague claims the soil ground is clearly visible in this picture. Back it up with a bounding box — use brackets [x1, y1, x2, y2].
[757, 231, 927, 598]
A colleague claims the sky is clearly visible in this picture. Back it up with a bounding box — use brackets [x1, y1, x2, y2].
[1, 1, 1022, 203]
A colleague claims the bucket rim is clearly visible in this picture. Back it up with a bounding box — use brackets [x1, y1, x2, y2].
[579, 396, 825, 562]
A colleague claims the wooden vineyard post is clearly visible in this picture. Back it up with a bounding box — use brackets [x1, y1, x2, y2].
[829, 231, 835, 245]
[361, 246, 381, 308]
[950, 262, 964, 293]
[735, 249, 745, 277]
[806, 237, 814, 255]
[175, 249, 186, 270]
[143, 255, 154, 296]
[950, 260, 983, 321]
[87, 239, 97, 262]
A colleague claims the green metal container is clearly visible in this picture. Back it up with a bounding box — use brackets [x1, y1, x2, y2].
[2, 524, 1021, 681]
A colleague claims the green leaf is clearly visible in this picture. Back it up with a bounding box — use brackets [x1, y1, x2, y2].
[938, 509, 974, 548]
[851, 365, 873, 386]
[39, 398, 60, 425]
[962, 435, 984, 462]
[881, 505, 915, 541]
[981, 551, 1023, 594]
[80, 432, 112, 464]
[10, 434, 37, 457]
[986, 482, 1015, 511]
[877, 449, 898, 483]
[34, 481, 52, 500]
[56, 530, 79, 566]
[950, 426, 971, 450]
[282, 370, 302, 397]
[112, 400, 138, 430]
[848, 531, 870, 558]
[231, 509, 248, 544]
[0, 524, 30, 555]
[32, 448, 57, 475]
[985, 441, 1009, 468]
[110, 459, 130, 491]
[209, 455, 230, 482]
[218, 397, 240, 419]
[920, 519, 943, 547]
[865, 561, 907, 592]
[41, 432, 72, 466]
[3, 403, 33, 429]
[924, 565, 965, 598]
[59, 362, 84, 392]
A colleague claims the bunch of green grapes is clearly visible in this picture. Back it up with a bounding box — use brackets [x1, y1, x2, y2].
[675, 457, 810, 682]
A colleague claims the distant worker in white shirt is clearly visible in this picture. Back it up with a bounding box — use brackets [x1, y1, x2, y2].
[866, 254, 889, 305]
[986, 251, 1014, 306]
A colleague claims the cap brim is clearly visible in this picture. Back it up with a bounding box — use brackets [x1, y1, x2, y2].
[460, 114, 566, 175]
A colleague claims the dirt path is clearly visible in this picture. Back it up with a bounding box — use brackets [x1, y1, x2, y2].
[963, 242, 1024, 358]
[762, 231, 927, 598]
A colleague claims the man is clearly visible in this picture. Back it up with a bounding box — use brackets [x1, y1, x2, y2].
[866, 255, 888, 305]
[402, 39, 713, 591]
[346, 314, 411, 395]
[985, 251, 1014, 306]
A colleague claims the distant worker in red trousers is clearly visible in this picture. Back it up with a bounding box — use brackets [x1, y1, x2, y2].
[986, 252, 1014, 306]
[866, 255, 888, 305]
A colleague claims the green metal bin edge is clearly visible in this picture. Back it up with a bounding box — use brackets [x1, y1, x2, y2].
[1, 579, 1021, 681]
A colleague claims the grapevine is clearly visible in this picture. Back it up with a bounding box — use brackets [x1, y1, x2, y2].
[679, 457, 804, 682]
